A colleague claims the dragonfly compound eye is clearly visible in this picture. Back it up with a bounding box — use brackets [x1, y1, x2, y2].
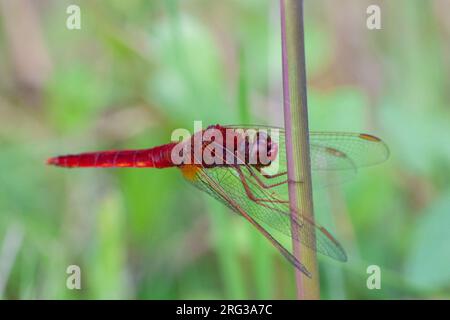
[248, 132, 274, 166]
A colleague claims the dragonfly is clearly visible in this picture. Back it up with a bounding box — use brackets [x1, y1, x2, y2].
[47, 124, 389, 277]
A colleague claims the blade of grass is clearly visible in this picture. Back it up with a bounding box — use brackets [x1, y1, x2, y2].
[209, 199, 247, 299]
[237, 47, 251, 124]
[280, 0, 320, 299]
[238, 45, 273, 299]
[0, 223, 24, 298]
[90, 194, 127, 299]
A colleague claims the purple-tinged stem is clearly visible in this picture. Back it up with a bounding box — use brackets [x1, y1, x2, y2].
[280, 0, 320, 299]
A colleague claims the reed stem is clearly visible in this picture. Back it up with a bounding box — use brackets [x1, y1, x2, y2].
[279, 0, 320, 299]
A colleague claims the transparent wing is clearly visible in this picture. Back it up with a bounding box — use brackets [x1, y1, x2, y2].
[223, 125, 390, 171]
[180, 126, 389, 272]
[181, 141, 348, 265]
[187, 165, 313, 277]
[309, 132, 390, 170]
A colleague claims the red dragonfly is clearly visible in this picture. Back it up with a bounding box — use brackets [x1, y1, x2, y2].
[47, 124, 389, 277]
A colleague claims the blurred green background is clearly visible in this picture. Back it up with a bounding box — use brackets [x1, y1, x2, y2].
[0, 0, 449, 299]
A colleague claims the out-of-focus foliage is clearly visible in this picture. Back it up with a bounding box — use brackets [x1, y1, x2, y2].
[0, 0, 449, 299]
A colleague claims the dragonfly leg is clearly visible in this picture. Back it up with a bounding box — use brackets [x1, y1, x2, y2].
[250, 167, 304, 189]
[246, 166, 288, 189]
[234, 166, 306, 227]
[234, 166, 288, 204]
[256, 168, 288, 179]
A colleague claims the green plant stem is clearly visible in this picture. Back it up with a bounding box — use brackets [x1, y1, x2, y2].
[280, 0, 320, 299]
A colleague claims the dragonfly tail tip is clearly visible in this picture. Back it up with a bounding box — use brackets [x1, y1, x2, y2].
[46, 157, 58, 166]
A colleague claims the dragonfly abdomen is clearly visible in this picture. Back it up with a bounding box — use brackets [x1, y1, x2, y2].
[47, 143, 176, 168]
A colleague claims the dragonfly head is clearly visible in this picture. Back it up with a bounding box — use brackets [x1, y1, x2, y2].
[249, 131, 279, 167]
